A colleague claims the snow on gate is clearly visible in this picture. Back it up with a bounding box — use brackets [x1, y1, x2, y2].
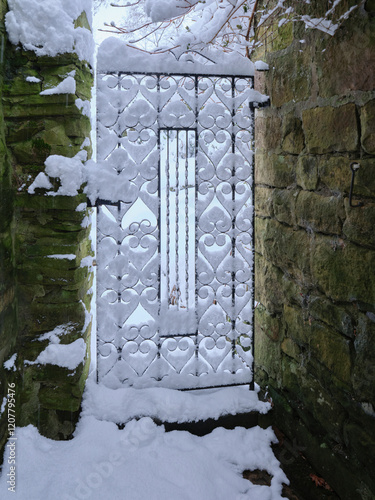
[95, 41, 261, 390]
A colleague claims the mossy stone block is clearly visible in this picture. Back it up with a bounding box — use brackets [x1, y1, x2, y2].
[296, 155, 318, 191]
[268, 48, 312, 107]
[295, 190, 345, 234]
[256, 218, 312, 281]
[6, 119, 45, 143]
[281, 112, 305, 154]
[319, 156, 375, 197]
[254, 253, 290, 313]
[272, 188, 299, 226]
[255, 112, 282, 152]
[308, 295, 354, 339]
[254, 319, 282, 384]
[309, 322, 351, 384]
[360, 99, 375, 154]
[11, 137, 51, 164]
[352, 314, 375, 402]
[255, 153, 296, 188]
[280, 337, 301, 361]
[284, 304, 310, 345]
[302, 104, 359, 154]
[343, 199, 375, 248]
[254, 186, 274, 218]
[317, 13, 375, 98]
[312, 235, 375, 305]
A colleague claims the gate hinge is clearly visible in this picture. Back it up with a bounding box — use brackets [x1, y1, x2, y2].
[250, 99, 270, 110]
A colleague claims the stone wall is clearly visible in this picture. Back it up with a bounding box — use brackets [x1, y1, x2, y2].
[253, 1, 375, 498]
[0, 0, 17, 457]
[0, 3, 94, 457]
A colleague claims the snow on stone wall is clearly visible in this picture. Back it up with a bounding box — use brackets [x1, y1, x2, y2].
[5, 0, 94, 64]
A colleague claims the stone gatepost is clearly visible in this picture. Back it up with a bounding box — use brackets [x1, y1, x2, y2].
[0, 1, 94, 456]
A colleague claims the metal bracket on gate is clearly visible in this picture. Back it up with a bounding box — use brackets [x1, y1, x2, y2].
[87, 198, 127, 208]
[249, 98, 270, 112]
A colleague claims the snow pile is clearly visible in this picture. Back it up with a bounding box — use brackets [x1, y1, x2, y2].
[46, 254, 76, 260]
[28, 151, 87, 197]
[145, 0, 199, 23]
[24, 323, 86, 370]
[0, 414, 287, 500]
[26, 339, 86, 370]
[97, 36, 254, 76]
[5, 0, 94, 64]
[83, 378, 270, 424]
[40, 72, 76, 96]
[3, 354, 17, 371]
[25, 76, 41, 83]
[0, 375, 288, 500]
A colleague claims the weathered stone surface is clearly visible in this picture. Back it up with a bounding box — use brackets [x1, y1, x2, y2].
[0, 14, 94, 455]
[302, 104, 359, 154]
[255, 218, 312, 282]
[255, 304, 284, 342]
[255, 112, 282, 151]
[255, 317, 282, 384]
[309, 322, 351, 384]
[308, 295, 354, 339]
[272, 188, 298, 226]
[296, 155, 318, 190]
[254, 5, 375, 498]
[295, 190, 345, 234]
[319, 156, 375, 197]
[352, 314, 375, 402]
[254, 186, 274, 217]
[360, 99, 375, 154]
[343, 423, 375, 482]
[284, 304, 310, 345]
[267, 49, 312, 107]
[255, 252, 304, 313]
[281, 337, 300, 360]
[255, 253, 285, 313]
[343, 199, 375, 248]
[281, 112, 305, 154]
[311, 235, 375, 305]
[284, 304, 351, 384]
[255, 153, 296, 188]
[281, 357, 347, 441]
[318, 14, 375, 98]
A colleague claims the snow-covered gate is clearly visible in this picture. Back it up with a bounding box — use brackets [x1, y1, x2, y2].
[95, 58, 260, 390]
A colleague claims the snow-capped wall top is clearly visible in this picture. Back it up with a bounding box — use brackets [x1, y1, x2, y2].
[5, 0, 94, 65]
[97, 37, 254, 76]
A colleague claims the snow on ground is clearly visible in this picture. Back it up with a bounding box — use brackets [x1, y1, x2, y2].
[0, 377, 288, 499]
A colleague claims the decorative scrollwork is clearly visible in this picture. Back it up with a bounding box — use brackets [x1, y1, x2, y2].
[96, 70, 254, 389]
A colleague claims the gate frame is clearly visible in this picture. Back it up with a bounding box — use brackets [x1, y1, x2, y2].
[92, 68, 261, 391]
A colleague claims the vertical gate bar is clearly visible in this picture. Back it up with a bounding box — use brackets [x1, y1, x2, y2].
[249, 77, 255, 391]
[175, 130, 180, 310]
[185, 130, 189, 311]
[231, 76, 236, 373]
[96, 205, 100, 383]
[157, 73, 161, 375]
[116, 73, 122, 149]
[117, 201, 122, 361]
[194, 75, 199, 375]
[166, 129, 171, 306]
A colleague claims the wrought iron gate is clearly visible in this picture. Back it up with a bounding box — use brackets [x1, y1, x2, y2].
[95, 66, 256, 390]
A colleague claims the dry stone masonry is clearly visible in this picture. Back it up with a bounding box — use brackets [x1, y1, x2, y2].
[253, 1, 375, 498]
[0, 0, 94, 455]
